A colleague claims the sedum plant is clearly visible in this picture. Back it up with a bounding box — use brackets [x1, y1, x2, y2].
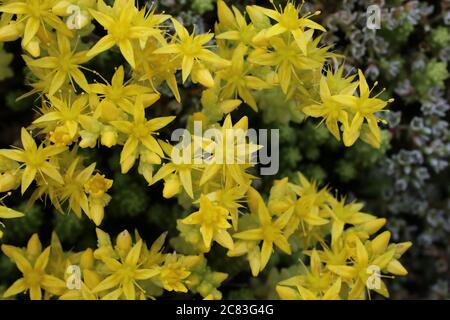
[0, 0, 410, 300]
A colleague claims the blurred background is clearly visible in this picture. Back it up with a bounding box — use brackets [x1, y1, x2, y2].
[0, 0, 449, 299]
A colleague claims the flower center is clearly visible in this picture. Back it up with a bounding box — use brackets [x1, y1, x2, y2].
[25, 269, 43, 286]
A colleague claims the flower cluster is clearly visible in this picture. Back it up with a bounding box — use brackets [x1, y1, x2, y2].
[1, 230, 226, 300]
[313, 0, 449, 298]
[0, 0, 408, 300]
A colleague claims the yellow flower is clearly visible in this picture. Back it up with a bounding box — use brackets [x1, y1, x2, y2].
[200, 115, 261, 186]
[182, 195, 234, 251]
[34, 94, 89, 140]
[0, 128, 67, 194]
[89, 65, 159, 118]
[111, 96, 175, 173]
[268, 175, 328, 237]
[84, 173, 113, 198]
[250, 36, 323, 94]
[303, 76, 356, 141]
[83, 173, 113, 225]
[133, 38, 181, 102]
[334, 70, 393, 147]
[158, 253, 192, 293]
[326, 197, 377, 245]
[253, 2, 325, 54]
[25, 33, 90, 95]
[277, 250, 340, 300]
[151, 140, 203, 199]
[327, 235, 401, 299]
[87, 0, 163, 68]
[49, 126, 73, 146]
[234, 188, 292, 271]
[0, 0, 70, 54]
[93, 239, 159, 300]
[216, 0, 257, 46]
[60, 157, 96, 218]
[1, 237, 66, 300]
[154, 18, 230, 84]
[203, 180, 248, 230]
[216, 44, 271, 111]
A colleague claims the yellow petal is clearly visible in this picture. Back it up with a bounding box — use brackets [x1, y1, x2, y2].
[182, 56, 194, 83]
[386, 259, 408, 276]
[0, 206, 24, 219]
[34, 247, 50, 271]
[134, 268, 159, 280]
[247, 246, 261, 277]
[260, 240, 273, 271]
[22, 18, 40, 46]
[49, 70, 67, 96]
[119, 39, 135, 69]
[125, 240, 143, 266]
[200, 224, 214, 249]
[179, 169, 193, 199]
[92, 273, 122, 293]
[21, 166, 37, 194]
[3, 278, 27, 297]
[214, 229, 234, 250]
[87, 35, 115, 58]
[29, 285, 42, 300]
[122, 280, 135, 300]
[276, 285, 299, 300]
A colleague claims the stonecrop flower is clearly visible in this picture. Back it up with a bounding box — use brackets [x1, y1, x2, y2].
[111, 96, 175, 174]
[0, 0, 70, 56]
[216, 44, 271, 111]
[216, 0, 257, 46]
[83, 172, 113, 225]
[89, 65, 158, 117]
[87, 0, 167, 68]
[182, 195, 234, 251]
[253, 1, 325, 54]
[93, 239, 159, 300]
[0, 128, 66, 194]
[0, 0, 409, 301]
[154, 18, 230, 85]
[199, 115, 261, 186]
[33, 94, 89, 141]
[25, 33, 90, 96]
[233, 188, 292, 272]
[2, 234, 66, 300]
[334, 70, 394, 147]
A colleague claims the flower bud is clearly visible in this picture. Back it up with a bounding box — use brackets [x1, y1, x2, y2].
[79, 130, 98, 148]
[27, 234, 42, 257]
[163, 174, 181, 199]
[0, 23, 23, 42]
[23, 37, 41, 57]
[0, 172, 19, 193]
[116, 230, 132, 252]
[100, 126, 118, 148]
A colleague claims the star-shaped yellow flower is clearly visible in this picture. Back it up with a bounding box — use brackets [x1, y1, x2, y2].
[182, 195, 234, 251]
[2, 236, 66, 300]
